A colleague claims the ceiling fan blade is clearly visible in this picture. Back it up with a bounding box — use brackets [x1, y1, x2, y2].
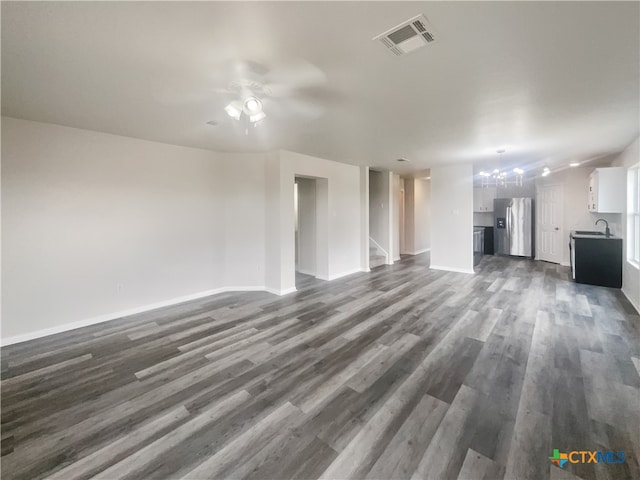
[263, 59, 327, 96]
[266, 97, 325, 121]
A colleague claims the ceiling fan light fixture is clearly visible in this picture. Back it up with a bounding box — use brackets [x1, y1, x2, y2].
[224, 101, 242, 120]
[249, 111, 266, 123]
[244, 97, 262, 114]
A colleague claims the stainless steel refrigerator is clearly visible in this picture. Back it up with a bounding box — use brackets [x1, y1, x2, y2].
[494, 197, 534, 258]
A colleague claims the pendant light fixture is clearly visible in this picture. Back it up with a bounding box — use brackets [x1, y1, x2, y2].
[478, 149, 525, 188]
[494, 149, 507, 187]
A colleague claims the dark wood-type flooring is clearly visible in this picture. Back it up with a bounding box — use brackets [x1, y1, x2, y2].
[2, 254, 640, 480]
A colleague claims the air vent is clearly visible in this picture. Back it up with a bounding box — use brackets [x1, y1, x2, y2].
[374, 14, 437, 57]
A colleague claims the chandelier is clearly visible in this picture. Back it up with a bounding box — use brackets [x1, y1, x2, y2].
[479, 149, 524, 188]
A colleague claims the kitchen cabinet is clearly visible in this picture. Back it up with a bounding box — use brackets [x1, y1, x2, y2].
[570, 232, 622, 288]
[473, 187, 496, 212]
[473, 226, 494, 255]
[473, 227, 484, 266]
[588, 167, 626, 213]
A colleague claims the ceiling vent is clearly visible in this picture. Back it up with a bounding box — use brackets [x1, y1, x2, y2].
[373, 15, 437, 57]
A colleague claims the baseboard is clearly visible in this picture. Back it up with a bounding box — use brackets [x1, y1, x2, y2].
[295, 268, 316, 277]
[221, 286, 269, 292]
[621, 287, 640, 314]
[264, 286, 297, 296]
[327, 268, 363, 281]
[1, 287, 225, 347]
[1, 285, 295, 347]
[429, 264, 475, 275]
[405, 248, 431, 255]
[360, 267, 371, 273]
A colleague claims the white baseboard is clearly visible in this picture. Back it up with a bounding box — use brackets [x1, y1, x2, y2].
[222, 286, 268, 292]
[295, 268, 316, 277]
[621, 287, 640, 314]
[1, 287, 225, 347]
[405, 248, 431, 256]
[429, 264, 475, 275]
[264, 286, 297, 296]
[1, 285, 296, 347]
[327, 268, 363, 281]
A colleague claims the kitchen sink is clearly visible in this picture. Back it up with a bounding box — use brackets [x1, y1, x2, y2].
[574, 230, 605, 235]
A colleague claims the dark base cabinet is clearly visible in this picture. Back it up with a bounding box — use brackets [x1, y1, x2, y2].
[473, 226, 494, 255]
[483, 227, 494, 255]
[574, 237, 622, 288]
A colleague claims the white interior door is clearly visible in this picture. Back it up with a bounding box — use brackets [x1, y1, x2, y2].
[537, 183, 563, 264]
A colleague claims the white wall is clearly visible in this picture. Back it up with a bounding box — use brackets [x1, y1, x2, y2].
[221, 153, 266, 288]
[295, 177, 316, 276]
[404, 178, 416, 255]
[2, 117, 226, 339]
[268, 150, 362, 293]
[359, 166, 370, 270]
[414, 178, 431, 254]
[391, 173, 401, 262]
[430, 163, 474, 273]
[1, 120, 368, 341]
[264, 151, 284, 293]
[612, 137, 640, 312]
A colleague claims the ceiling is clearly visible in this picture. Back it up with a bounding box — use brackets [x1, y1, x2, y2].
[2, 2, 639, 175]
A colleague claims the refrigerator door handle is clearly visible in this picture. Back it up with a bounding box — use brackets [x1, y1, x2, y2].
[505, 206, 512, 254]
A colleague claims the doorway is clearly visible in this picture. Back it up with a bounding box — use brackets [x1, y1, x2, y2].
[399, 183, 406, 255]
[295, 177, 316, 278]
[536, 183, 563, 264]
[294, 176, 329, 287]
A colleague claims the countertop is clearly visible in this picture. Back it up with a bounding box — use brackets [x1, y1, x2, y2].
[571, 231, 621, 240]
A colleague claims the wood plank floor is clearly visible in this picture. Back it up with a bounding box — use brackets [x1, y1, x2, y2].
[2, 254, 639, 480]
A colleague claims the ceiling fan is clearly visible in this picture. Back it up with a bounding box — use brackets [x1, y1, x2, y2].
[209, 59, 331, 130]
[154, 59, 333, 132]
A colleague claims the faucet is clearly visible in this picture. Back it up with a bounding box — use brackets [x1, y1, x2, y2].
[595, 218, 610, 237]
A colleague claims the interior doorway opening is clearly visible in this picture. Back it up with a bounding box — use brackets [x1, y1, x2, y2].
[294, 176, 328, 288]
[368, 170, 390, 269]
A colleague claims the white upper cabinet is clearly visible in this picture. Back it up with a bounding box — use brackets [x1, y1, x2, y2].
[588, 167, 626, 213]
[473, 187, 496, 212]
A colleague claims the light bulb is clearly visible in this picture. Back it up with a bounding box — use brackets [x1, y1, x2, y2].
[224, 103, 242, 120]
[245, 97, 261, 113]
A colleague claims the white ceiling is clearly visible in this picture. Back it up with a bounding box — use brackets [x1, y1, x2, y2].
[2, 2, 638, 175]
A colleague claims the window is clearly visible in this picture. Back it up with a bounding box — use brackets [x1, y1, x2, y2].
[629, 165, 640, 266]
